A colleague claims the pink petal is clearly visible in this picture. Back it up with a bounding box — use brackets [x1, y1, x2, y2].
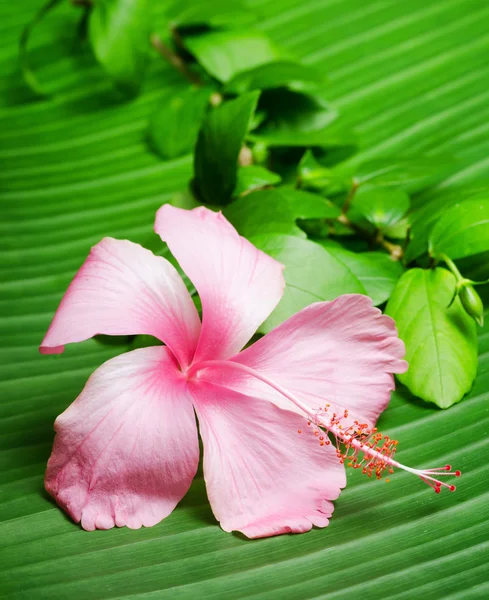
[40, 238, 201, 369]
[190, 380, 346, 538]
[155, 205, 285, 362]
[45, 346, 199, 531]
[233, 294, 408, 429]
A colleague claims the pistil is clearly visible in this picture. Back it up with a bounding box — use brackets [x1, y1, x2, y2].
[189, 360, 461, 493]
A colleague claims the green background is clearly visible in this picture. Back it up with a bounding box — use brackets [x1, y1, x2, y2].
[1, 1, 489, 598]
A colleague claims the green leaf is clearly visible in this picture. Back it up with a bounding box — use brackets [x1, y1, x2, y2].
[383, 216, 410, 240]
[194, 91, 260, 205]
[298, 150, 351, 194]
[89, 0, 150, 92]
[352, 185, 410, 229]
[385, 268, 478, 408]
[233, 165, 281, 197]
[405, 188, 488, 263]
[225, 187, 340, 238]
[319, 240, 404, 305]
[18, 0, 64, 95]
[251, 234, 366, 331]
[249, 89, 353, 147]
[224, 60, 324, 95]
[149, 86, 212, 159]
[165, 0, 256, 29]
[429, 199, 489, 260]
[183, 30, 283, 83]
[352, 155, 453, 193]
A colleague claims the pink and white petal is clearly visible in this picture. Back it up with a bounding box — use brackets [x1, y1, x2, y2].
[45, 346, 199, 531]
[155, 205, 285, 362]
[40, 238, 201, 369]
[233, 294, 408, 429]
[190, 380, 346, 538]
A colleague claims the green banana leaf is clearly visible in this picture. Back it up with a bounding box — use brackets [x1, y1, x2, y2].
[1, 0, 489, 598]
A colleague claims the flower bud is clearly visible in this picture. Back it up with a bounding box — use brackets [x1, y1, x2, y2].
[459, 284, 484, 327]
[251, 142, 269, 165]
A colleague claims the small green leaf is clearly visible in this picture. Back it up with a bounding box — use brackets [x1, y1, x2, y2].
[319, 241, 403, 305]
[225, 187, 339, 238]
[166, 0, 256, 28]
[249, 89, 352, 147]
[224, 60, 324, 95]
[383, 216, 410, 240]
[149, 86, 212, 159]
[194, 91, 260, 205]
[405, 188, 487, 263]
[385, 267, 478, 408]
[298, 150, 351, 194]
[429, 199, 489, 260]
[353, 155, 453, 192]
[252, 234, 366, 332]
[184, 30, 283, 83]
[18, 0, 64, 95]
[89, 0, 150, 92]
[352, 185, 410, 229]
[233, 165, 281, 197]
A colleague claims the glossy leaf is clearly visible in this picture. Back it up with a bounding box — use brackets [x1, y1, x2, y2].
[352, 156, 453, 193]
[386, 268, 478, 408]
[194, 91, 260, 205]
[320, 240, 404, 305]
[429, 199, 489, 260]
[249, 89, 352, 147]
[184, 29, 283, 83]
[251, 234, 365, 332]
[224, 60, 324, 95]
[89, 0, 150, 91]
[405, 188, 488, 263]
[233, 165, 281, 197]
[165, 0, 256, 29]
[352, 185, 410, 229]
[149, 86, 212, 159]
[225, 187, 339, 238]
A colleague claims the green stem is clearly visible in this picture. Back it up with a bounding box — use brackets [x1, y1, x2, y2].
[439, 253, 463, 281]
[336, 214, 404, 261]
[151, 34, 203, 87]
[341, 179, 359, 214]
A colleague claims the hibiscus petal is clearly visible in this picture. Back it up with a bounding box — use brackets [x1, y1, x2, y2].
[155, 205, 285, 362]
[45, 346, 199, 531]
[40, 238, 201, 368]
[233, 294, 408, 428]
[190, 380, 346, 538]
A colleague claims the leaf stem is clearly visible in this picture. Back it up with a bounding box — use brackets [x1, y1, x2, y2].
[19, 0, 64, 95]
[337, 214, 404, 260]
[151, 33, 203, 87]
[341, 179, 359, 214]
[439, 253, 462, 280]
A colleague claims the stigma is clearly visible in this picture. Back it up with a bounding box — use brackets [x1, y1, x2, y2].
[302, 406, 461, 493]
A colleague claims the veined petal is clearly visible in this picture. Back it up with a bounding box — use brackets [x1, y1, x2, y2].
[190, 380, 346, 538]
[155, 205, 285, 362]
[233, 294, 407, 429]
[45, 347, 199, 531]
[40, 238, 201, 369]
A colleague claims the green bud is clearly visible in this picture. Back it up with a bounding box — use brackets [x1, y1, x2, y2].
[251, 142, 269, 165]
[459, 284, 484, 327]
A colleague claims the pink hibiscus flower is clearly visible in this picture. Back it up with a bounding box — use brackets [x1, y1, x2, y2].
[40, 206, 460, 537]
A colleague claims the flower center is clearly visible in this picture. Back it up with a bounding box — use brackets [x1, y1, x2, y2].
[188, 360, 461, 493]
